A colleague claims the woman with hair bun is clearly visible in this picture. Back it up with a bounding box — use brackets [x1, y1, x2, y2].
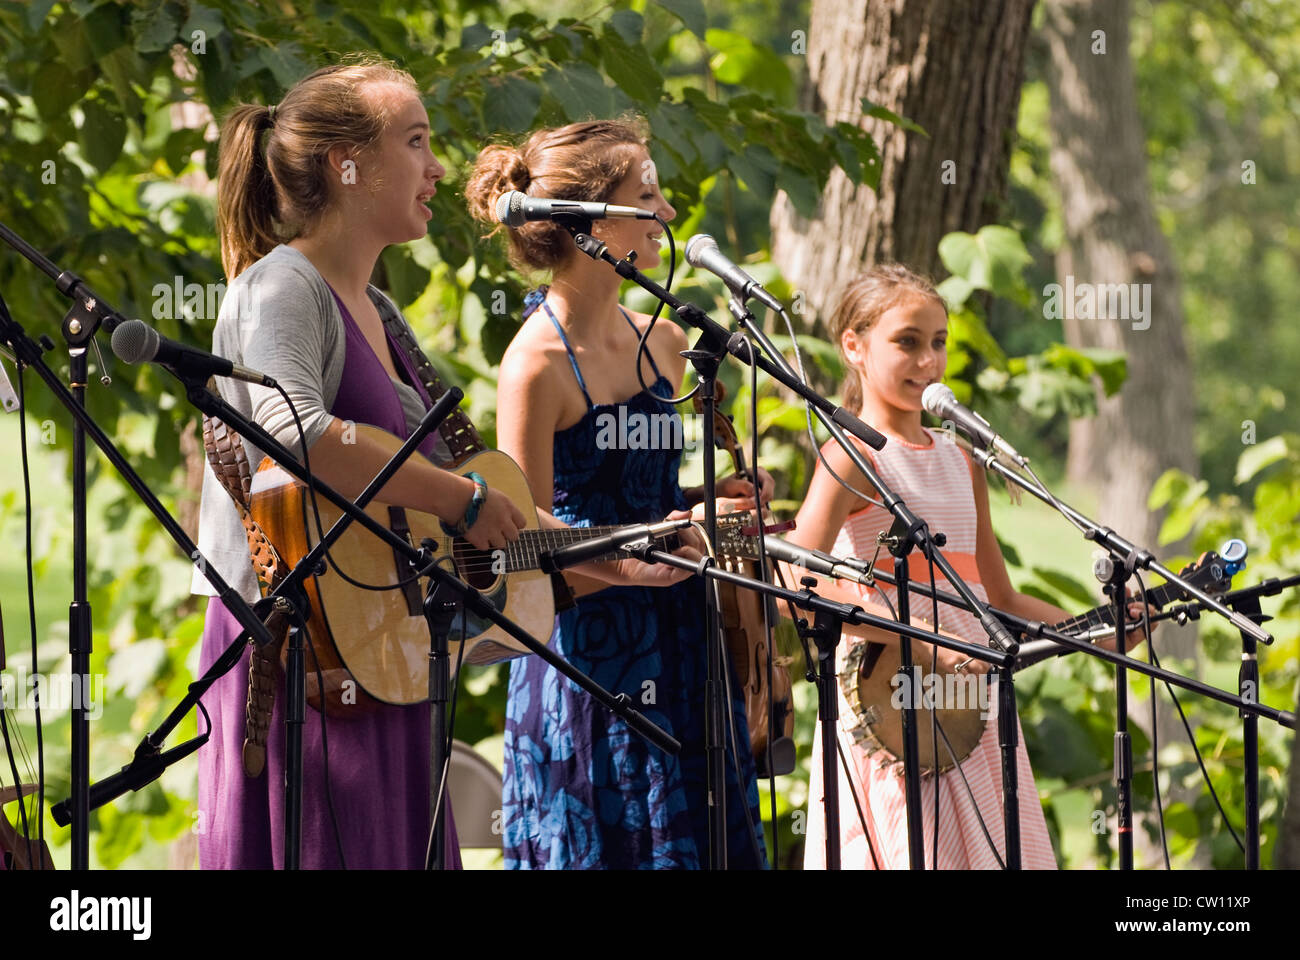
[467, 121, 771, 870]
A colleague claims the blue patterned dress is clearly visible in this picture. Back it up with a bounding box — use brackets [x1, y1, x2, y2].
[501, 296, 768, 869]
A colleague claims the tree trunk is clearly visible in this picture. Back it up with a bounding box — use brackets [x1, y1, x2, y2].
[1042, 0, 1204, 867]
[1041, 0, 1198, 550]
[770, 0, 1037, 327]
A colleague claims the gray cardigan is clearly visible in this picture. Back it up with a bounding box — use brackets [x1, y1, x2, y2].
[191, 244, 450, 599]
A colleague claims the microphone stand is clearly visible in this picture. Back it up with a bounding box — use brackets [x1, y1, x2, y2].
[552, 213, 735, 868]
[621, 537, 1011, 869]
[48, 368, 682, 865]
[0, 227, 277, 871]
[972, 447, 1282, 868]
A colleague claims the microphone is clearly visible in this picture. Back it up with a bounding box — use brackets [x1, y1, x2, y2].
[684, 234, 784, 313]
[761, 537, 875, 586]
[538, 518, 693, 574]
[111, 319, 277, 387]
[922, 383, 1026, 467]
[495, 191, 656, 227]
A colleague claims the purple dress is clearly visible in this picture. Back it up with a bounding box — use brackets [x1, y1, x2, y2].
[197, 287, 461, 869]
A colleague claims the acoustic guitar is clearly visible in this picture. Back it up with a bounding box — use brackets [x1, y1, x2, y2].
[247, 426, 735, 715]
[835, 545, 1244, 776]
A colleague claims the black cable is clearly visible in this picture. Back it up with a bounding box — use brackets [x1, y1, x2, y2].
[775, 306, 884, 510]
[715, 590, 766, 868]
[426, 596, 468, 869]
[743, 329, 780, 868]
[934, 716, 1007, 869]
[301, 625, 347, 869]
[834, 734, 881, 869]
[0, 706, 35, 869]
[926, 535, 940, 869]
[16, 361, 45, 866]
[771, 556, 882, 870]
[1136, 573, 1171, 869]
[634, 216, 700, 406]
[280, 391, 349, 867]
[1144, 597, 1246, 856]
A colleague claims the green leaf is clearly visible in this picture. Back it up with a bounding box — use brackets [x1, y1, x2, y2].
[655, 0, 707, 39]
[31, 61, 85, 122]
[861, 98, 927, 136]
[460, 22, 493, 50]
[948, 306, 1008, 369]
[609, 9, 644, 45]
[79, 98, 126, 172]
[599, 27, 663, 103]
[26, 0, 57, 32]
[83, 1, 128, 57]
[1235, 435, 1289, 485]
[381, 245, 432, 308]
[706, 29, 792, 100]
[936, 274, 974, 310]
[545, 62, 615, 120]
[132, 1, 181, 54]
[180, 2, 225, 44]
[483, 74, 542, 132]
[938, 226, 1032, 304]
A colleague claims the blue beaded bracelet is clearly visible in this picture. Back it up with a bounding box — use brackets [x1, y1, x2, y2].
[441, 472, 488, 538]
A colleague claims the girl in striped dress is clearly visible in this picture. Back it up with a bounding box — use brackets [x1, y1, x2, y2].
[787, 265, 1153, 869]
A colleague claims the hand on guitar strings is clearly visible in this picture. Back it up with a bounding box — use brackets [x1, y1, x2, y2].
[463, 485, 528, 551]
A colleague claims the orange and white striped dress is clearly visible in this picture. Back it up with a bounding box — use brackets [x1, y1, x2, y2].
[803, 427, 1057, 870]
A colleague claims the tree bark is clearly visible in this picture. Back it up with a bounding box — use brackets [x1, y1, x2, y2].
[770, 0, 1037, 327]
[1042, 0, 1204, 867]
[1041, 0, 1198, 550]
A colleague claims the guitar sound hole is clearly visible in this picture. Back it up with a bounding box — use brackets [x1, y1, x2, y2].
[451, 540, 501, 591]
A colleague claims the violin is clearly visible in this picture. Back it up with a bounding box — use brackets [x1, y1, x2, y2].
[694, 382, 796, 776]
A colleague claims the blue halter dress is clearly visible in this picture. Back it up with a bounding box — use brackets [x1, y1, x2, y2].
[500, 296, 768, 869]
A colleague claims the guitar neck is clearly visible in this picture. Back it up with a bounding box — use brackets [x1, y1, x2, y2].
[1053, 581, 1180, 637]
[492, 525, 657, 573]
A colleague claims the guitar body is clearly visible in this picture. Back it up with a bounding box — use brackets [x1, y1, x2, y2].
[247, 447, 552, 714]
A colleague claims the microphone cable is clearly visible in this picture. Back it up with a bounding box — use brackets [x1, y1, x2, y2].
[12, 358, 46, 866]
[1136, 570, 1245, 862]
[634, 216, 704, 406]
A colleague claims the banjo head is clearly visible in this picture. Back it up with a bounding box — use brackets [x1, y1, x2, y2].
[840, 640, 991, 777]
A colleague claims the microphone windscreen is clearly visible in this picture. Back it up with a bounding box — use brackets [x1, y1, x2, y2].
[110, 319, 159, 365]
[921, 382, 955, 418]
[684, 233, 717, 268]
[496, 191, 525, 227]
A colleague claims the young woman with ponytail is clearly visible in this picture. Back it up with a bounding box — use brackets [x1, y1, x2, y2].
[195, 62, 692, 868]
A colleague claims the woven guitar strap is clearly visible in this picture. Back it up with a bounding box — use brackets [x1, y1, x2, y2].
[202, 291, 572, 778]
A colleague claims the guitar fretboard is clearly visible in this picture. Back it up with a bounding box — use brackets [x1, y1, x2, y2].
[464, 525, 649, 574]
[1053, 581, 1182, 637]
